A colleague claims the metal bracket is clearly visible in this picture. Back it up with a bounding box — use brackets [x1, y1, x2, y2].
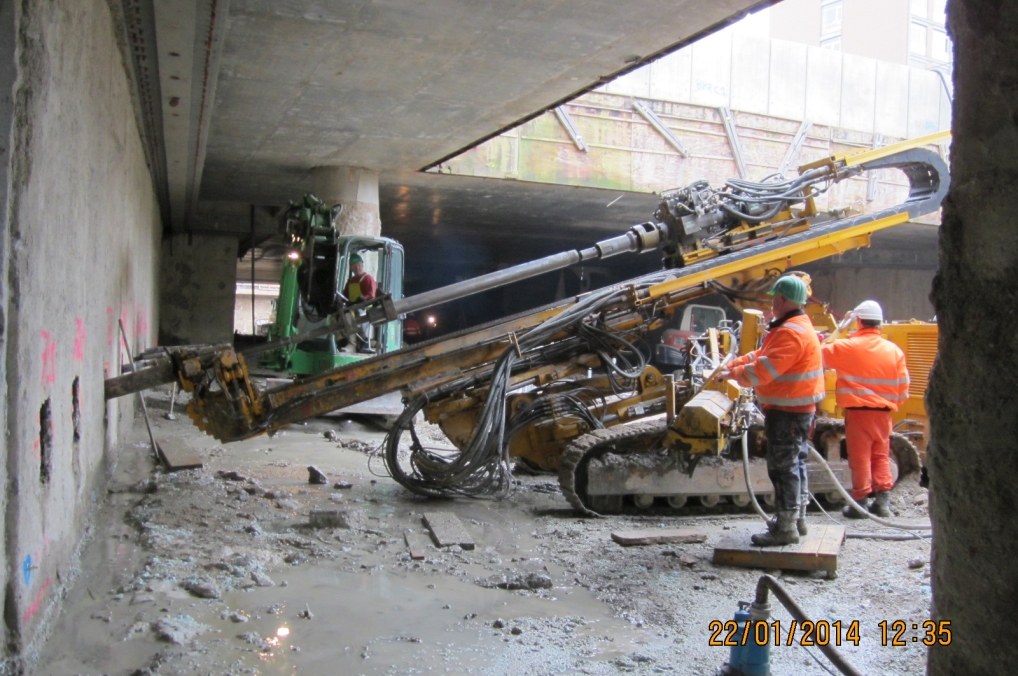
[553, 106, 588, 152]
[718, 107, 748, 178]
[508, 332, 524, 359]
[777, 120, 813, 176]
[632, 101, 689, 157]
[866, 133, 884, 202]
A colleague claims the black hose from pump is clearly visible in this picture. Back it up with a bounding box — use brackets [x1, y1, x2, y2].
[752, 575, 865, 676]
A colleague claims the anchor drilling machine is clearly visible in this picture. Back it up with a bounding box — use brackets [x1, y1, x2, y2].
[105, 132, 949, 515]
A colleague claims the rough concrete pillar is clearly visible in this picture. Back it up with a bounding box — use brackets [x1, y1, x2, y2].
[311, 166, 381, 237]
[926, 1, 1018, 674]
[158, 234, 238, 345]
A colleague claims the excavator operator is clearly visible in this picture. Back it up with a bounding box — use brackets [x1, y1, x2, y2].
[345, 253, 377, 353]
[344, 254, 377, 303]
[717, 275, 825, 547]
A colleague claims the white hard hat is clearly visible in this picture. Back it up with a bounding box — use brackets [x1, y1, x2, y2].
[852, 300, 883, 322]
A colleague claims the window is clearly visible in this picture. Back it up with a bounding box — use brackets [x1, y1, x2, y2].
[821, 37, 842, 51]
[911, 0, 928, 18]
[910, 22, 928, 55]
[932, 0, 947, 24]
[821, 1, 843, 37]
[931, 29, 952, 62]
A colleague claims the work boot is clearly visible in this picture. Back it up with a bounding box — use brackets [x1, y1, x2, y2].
[797, 502, 809, 536]
[751, 510, 800, 547]
[869, 491, 892, 518]
[842, 497, 873, 519]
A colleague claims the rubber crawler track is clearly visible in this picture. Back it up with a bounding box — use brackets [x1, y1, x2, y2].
[557, 419, 669, 517]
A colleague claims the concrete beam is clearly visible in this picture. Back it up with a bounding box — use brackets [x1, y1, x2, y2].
[153, 0, 228, 231]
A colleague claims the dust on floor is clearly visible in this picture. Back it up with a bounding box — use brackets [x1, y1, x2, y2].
[35, 388, 933, 676]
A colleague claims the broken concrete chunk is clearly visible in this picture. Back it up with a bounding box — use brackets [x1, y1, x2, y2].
[181, 577, 221, 600]
[309, 509, 353, 529]
[478, 572, 553, 591]
[325, 430, 340, 442]
[251, 571, 275, 587]
[217, 470, 249, 482]
[333, 481, 353, 489]
[276, 499, 302, 511]
[152, 615, 211, 645]
[237, 631, 271, 651]
[298, 604, 313, 620]
[227, 611, 249, 623]
[908, 558, 926, 569]
[307, 465, 329, 485]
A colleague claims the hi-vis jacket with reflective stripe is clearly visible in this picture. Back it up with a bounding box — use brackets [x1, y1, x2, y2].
[729, 311, 825, 412]
[821, 327, 910, 411]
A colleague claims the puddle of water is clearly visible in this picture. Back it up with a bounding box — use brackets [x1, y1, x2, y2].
[211, 560, 666, 675]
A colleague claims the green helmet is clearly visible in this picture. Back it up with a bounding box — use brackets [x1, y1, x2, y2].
[350, 254, 363, 265]
[767, 275, 808, 305]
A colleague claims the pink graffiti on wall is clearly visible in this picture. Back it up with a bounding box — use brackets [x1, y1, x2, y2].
[39, 331, 56, 386]
[73, 318, 86, 362]
[106, 307, 114, 348]
[22, 576, 52, 624]
[136, 305, 149, 348]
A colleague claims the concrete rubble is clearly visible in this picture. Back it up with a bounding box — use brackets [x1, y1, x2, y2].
[35, 387, 934, 675]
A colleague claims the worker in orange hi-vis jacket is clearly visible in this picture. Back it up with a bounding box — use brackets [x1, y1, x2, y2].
[717, 274, 825, 547]
[821, 300, 910, 519]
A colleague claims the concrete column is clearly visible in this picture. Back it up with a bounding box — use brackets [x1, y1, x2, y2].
[158, 233, 238, 345]
[926, 1, 1018, 674]
[311, 166, 381, 237]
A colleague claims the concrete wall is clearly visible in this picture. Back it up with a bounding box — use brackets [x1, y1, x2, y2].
[927, 0, 1018, 672]
[804, 267, 936, 320]
[603, 33, 951, 136]
[159, 233, 237, 345]
[2, 0, 160, 665]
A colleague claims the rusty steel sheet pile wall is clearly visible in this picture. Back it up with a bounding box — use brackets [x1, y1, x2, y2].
[2, 0, 161, 665]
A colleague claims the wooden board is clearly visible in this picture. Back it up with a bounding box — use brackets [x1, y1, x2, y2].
[404, 531, 429, 560]
[712, 524, 846, 573]
[422, 512, 475, 550]
[611, 528, 706, 546]
[155, 437, 203, 471]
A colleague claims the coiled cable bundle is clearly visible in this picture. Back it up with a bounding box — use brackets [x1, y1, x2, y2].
[383, 271, 671, 499]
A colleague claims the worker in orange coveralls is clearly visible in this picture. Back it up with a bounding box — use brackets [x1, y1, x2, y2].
[821, 300, 910, 518]
[717, 274, 825, 546]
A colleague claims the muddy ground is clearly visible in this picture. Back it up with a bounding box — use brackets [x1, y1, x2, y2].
[35, 387, 933, 676]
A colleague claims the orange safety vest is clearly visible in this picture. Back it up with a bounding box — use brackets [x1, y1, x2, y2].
[821, 327, 910, 410]
[730, 311, 825, 412]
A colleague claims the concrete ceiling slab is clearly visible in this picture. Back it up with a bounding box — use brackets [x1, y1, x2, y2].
[136, 0, 770, 224]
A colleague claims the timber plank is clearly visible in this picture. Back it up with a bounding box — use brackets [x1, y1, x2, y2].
[712, 525, 845, 572]
[155, 436, 203, 472]
[611, 528, 707, 546]
[817, 524, 847, 557]
[422, 512, 475, 550]
[404, 530, 429, 560]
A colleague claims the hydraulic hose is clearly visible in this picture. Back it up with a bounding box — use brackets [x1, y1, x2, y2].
[737, 428, 931, 531]
[807, 446, 931, 531]
[739, 431, 771, 522]
[753, 575, 865, 676]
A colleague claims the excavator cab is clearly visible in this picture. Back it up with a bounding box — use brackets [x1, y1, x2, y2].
[261, 194, 405, 376]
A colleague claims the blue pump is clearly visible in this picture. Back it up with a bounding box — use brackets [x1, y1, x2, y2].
[722, 601, 771, 676]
